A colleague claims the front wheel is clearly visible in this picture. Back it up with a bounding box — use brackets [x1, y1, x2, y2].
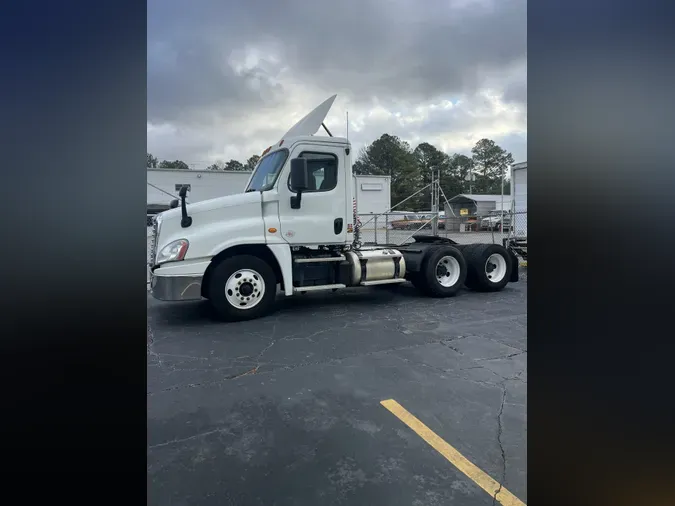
[207, 254, 277, 321]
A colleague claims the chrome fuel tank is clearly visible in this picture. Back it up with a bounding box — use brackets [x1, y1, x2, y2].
[344, 248, 406, 285]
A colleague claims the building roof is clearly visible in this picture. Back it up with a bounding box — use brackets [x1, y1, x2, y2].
[512, 161, 527, 170]
[447, 194, 512, 203]
[147, 168, 253, 175]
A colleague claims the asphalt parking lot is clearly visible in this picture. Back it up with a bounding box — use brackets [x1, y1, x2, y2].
[147, 275, 527, 506]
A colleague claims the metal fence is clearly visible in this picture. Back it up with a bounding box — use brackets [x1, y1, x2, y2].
[356, 210, 528, 247]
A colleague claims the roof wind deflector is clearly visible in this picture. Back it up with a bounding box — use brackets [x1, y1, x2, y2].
[280, 94, 337, 140]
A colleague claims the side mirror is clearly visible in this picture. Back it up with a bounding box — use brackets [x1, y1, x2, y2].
[290, 158, 308, 191]
[169, 199, 179, 209]
[290, 158, 308, 209]
[177, 185, 192, 228]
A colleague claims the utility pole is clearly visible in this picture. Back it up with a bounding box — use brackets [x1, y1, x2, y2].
[462, 165, 474, 195]
[500, 165, 505, 240]
[431, 168, 440, 236]
[469, 165, 473, 195]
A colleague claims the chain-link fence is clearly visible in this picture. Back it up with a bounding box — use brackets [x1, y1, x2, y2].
[356, 210, 528, 247]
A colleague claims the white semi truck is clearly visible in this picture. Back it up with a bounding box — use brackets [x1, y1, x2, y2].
[149, 95, 520, 321]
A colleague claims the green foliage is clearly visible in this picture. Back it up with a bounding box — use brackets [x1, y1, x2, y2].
[148, 153, 258, 171]
[354, 136, 513, 211]
[224, 159, 245, 171]
[245, 155, 261, 171]
[413, 142, 452, 210]
[147, 152, 158, 168]
[353, 134, 419, 208]
[470, 139, 514, 194]
[158, 159, 189, 170]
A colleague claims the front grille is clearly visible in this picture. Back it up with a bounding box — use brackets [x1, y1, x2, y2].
[149, 216, 159, 267]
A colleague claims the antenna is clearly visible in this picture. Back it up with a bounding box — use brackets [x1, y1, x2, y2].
[346, 111, 349, 140]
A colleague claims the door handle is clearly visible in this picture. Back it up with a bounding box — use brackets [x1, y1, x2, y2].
[334, 218, 343, 235]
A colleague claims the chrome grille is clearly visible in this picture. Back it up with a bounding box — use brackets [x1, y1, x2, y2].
[149, 216, 159, 267]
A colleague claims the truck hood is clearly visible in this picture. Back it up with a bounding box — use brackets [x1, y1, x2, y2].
[160, 191, 262, 220]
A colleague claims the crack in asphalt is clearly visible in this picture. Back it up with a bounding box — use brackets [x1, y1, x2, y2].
[147, 321, 165, 369]
[148, 427, 236, 449]
[147, 337, 482, 396]
[475, 350, 526, 362]
[492, 386, 508, 506]
[388, 353, 502, 390]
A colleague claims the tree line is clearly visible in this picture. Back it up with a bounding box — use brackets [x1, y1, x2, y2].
[353, 135, 513, 210]
[148, 135, 513, 211]
[146, 153, 260, 172]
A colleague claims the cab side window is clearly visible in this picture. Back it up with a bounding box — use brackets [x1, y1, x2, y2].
[288, 151, 338, 192]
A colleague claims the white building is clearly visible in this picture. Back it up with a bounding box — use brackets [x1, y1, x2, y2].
[147, 168, 252, 210]
[510, 161, 527, 237]
[147, 168, 391, 217]
[445, 194, 513, 217]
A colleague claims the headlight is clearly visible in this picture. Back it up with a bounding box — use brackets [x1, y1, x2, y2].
[156, 239, 189, 264]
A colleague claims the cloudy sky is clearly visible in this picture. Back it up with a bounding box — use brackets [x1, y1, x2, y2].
[147, 0, 526, 169]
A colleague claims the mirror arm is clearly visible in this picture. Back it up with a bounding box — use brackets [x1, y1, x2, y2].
[178, 185, 192, 228]
[290, 189, 303, 210]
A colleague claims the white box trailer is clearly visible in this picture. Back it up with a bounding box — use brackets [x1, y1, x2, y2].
[510, 161, 527, 238]
[353, 174, 391, 230]
[353, 175, 391, 214]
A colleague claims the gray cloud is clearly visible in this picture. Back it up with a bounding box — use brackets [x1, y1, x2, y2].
[148, 0, 527, 164]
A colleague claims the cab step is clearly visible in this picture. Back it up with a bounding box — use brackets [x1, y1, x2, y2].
[293, 284, 346, 293]
[294, 255, 346, 264]
[360, 278, 407, 286]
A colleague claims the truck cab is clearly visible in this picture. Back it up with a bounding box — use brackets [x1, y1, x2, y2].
[149, 95, 519, 321]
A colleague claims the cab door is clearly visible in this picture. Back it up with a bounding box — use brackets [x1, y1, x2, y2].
[277, 143, 347, 246]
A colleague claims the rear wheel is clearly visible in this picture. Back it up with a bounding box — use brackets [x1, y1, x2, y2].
[207, 255, 277, 321]
[463, 244, 512, 292]
[416, 246, 467, 297]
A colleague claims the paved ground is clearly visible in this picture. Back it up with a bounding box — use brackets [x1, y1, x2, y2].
[148, 277, 527, 506]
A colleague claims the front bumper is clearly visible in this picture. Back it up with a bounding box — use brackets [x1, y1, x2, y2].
[150, 273, 203, 301]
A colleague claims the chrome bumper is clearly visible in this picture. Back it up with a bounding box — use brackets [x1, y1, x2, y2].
[150, 274, 203, 301]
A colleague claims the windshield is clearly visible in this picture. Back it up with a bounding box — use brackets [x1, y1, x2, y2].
[245, 149, 289, 192]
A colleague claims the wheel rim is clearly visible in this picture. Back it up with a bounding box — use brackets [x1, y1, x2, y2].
[485, 253, 507, 283]
[435, 255, 461, 287]
[225, 269, 266, 310]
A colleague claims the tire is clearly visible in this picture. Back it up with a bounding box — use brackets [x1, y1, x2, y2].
[207, 254, 277, 321]
[462, 244, 513, 292]
[415, 246, 467, 297]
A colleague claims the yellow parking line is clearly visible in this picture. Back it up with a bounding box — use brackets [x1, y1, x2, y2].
[380, 399, 526, 506]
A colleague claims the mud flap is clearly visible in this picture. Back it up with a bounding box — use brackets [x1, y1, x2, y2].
[507, 248, 520, 283]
